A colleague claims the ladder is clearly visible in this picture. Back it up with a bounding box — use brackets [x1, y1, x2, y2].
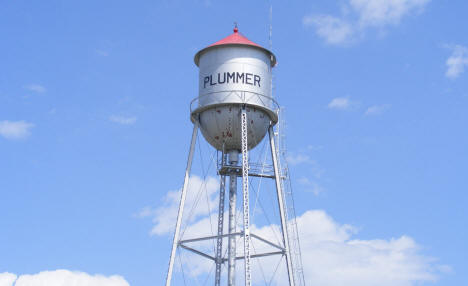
[275, 107, 306, 286]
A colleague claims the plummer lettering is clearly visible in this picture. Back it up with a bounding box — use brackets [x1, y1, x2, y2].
[203, 72, 261, 88]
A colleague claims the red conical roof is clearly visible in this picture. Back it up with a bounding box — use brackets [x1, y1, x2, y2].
[194, 26, 276, 67]
[208, 26, 262, 48]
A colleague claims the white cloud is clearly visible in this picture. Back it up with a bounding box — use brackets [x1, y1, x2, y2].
[148, 177, 448, 285]
[287, 151, 323, 175]
[286, 153, 311, 166]
[365, 104, 391, 115]
[287, 149, 325, 194]
[328, 97, 351, 110]
[0, 270, 128, 286]
[109, 115, 137, 125]
[0, 120, 34, 140]
[350, 0, 430, 27]
[298, 177, 325, 196]
[304, 0, 431, 45]
[24, 84, 46, 93]
[0, 273, 17, 286]
[307, 144, 324, 151]
[445, 45, 468, 79]
[295, 210, 445, 286]
[96, 49, 109, 57]
[137, 176, 226, 278]
[303, 15, 354, 45]
[139, 175, 219, 236]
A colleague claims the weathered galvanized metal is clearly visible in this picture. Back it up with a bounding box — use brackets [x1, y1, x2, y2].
[191, 28, 278, 151]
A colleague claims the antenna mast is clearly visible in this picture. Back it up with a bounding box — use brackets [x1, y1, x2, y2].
[269, 4, 273, 50]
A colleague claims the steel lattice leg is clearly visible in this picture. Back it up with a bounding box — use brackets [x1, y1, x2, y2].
[241, 107, 252, 286]
[215, 171, 226, 286]
[165, 121, 199, 286]
[268, 125, 295, 286]
[228, 152, 238, 286]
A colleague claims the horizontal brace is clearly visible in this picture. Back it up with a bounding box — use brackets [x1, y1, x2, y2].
[179, 232, 242, 244]
[250, 233, 286, 251]
[179, 236, 284, 264]
[218, 169, 275, 179]
[249, 173, 276, 179]
[222, 251, 284, 262]
[179, 244, 215, 261]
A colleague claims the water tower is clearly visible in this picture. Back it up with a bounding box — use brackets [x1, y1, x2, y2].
[165, 26, 305, 286]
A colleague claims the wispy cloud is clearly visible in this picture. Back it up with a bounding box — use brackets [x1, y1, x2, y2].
[138, 175, 219, 236]
[286, 151, 324, 178]
[445, 45, 468, 79]
[0, 270, 129, 286]
[286, 153, 312, 166]
[307, 145, 324, 151]
[298, 177, 325, 196]
[365, 104, 391, 115]
[109, 115, 137, 125]
[352, 0, 430, 27]
[304, 0, 431, 45]
[0, 120, 34, 140]
[328, 97, 352, 110]
[96, 49, 109, 57]
[303, 15, 354, 45]
[24, 84, 46, 93]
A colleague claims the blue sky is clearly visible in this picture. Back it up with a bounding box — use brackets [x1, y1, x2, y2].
[1, 0, 467, 285]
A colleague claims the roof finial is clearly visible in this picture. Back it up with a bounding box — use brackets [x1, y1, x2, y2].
[233, 22, 238, 33]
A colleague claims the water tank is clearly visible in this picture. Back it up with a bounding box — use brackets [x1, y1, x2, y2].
[191, 27, 278, 151]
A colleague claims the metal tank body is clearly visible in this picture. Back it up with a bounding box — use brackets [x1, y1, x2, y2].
[191, 28, 277, 151]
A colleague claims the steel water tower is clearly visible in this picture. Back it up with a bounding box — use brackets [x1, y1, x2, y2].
[165, 26, 305, 286]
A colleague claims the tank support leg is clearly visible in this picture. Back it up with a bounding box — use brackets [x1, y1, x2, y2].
[241, 107, 252, 286]
[215, 163, 226, 286]
[227, 151, 238, 286]
[268, 125, 295, 286]
[165, 120, 199, 286]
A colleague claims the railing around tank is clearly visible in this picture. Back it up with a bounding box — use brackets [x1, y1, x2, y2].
[216, 150, 275, 178]
[190, 90, 280, 123]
